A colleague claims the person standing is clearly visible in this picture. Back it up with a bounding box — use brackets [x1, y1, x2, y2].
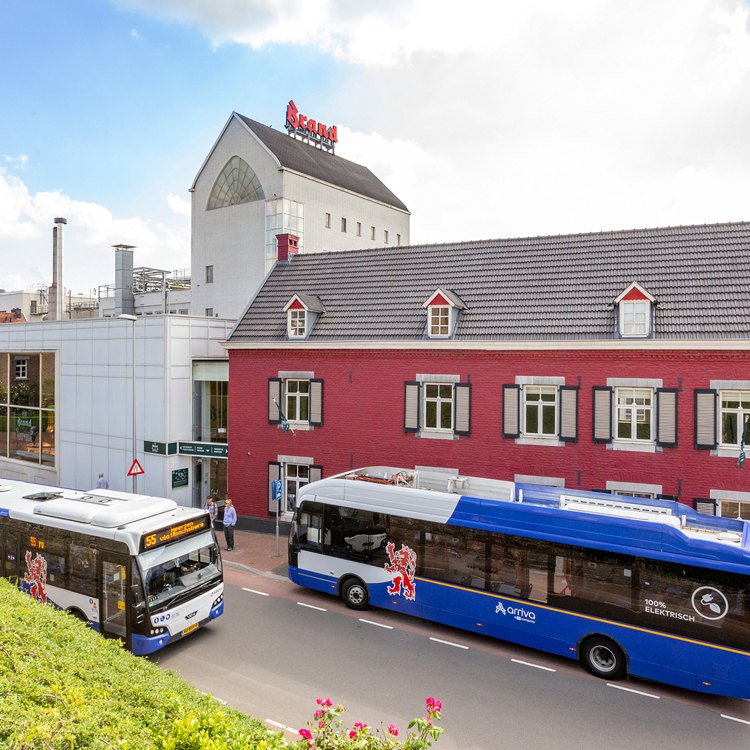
[203, 496, 218, 527]
[96, 473, 109, 490]
[222, 498, 237, 551]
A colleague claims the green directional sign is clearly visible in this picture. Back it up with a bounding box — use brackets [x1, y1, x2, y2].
[178, 441, 228, 458]
[172, 468, 189, 489]
[144, 440, 166, 455]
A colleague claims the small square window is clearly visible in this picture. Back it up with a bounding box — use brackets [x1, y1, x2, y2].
[429, 306, 450, 337]
[289, 309, 306, 338]
[205, 265, 214, 283]
[325, 213, 331, 228]
[15, 358, 28, 380]
[620, 300, 650, 336]
[356, 222, 362, 237]
[384, 230, 389, 244]
[341, 217, 347, 233]
[205, 308, 213, 318]
[371, 226, 376, 241]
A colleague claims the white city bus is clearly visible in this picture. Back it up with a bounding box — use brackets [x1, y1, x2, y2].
[0, 479, 224, 655]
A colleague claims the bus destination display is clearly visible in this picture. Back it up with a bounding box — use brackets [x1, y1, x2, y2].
[141, 517, 209, 551]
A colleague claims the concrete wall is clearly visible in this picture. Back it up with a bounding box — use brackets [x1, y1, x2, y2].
[227, 347, 750, 521]
[0, 316, 232, 502]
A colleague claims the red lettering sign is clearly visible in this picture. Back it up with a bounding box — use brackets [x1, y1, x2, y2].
[285, 101, 337, 151]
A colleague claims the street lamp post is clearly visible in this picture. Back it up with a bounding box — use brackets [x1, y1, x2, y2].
[118, 314, 138, 493]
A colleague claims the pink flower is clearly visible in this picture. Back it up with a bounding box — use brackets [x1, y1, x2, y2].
[299, 729, 312, 740]
[354, 722, 368, 729]
[426, 697, 442, 714]
[314, 708, 327, 719]
[388, 725, 399, 736]
[349, 730, 357, 739]
[325, 699, 332, 707]
[318, 721, 325, 729]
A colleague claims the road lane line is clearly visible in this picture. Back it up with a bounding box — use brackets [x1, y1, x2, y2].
[511, 658, 556, 672]
[607, 683, 660, 699]
[430, 637, 469, 649]
[265, 719, 297, 732]
[242, 588, 269, 596]
[721, 715, 750, 726]
[297, 602, 328, 611]
[359, 618, 393, 629]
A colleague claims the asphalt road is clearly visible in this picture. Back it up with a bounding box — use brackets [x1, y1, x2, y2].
[150, 567, 750, 750]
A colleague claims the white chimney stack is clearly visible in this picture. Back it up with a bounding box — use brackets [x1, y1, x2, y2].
[49, 217, 67, 321]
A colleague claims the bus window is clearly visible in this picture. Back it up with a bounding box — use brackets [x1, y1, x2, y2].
[69, 544, 97, 596]
[489, 536, 548, 603]
[102, 560, 127, 638]
[388, 516, 423, 572]
[323, 506, 374, 563]
[423, 527, 488, 590]
[294, 502, 323, 549]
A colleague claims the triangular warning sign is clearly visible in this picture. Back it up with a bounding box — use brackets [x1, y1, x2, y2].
[127, 459, 145, 476]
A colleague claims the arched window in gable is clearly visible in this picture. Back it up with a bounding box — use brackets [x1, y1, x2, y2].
[207, 156, 265, 210]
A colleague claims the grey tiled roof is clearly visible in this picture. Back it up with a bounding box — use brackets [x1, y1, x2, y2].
[229, 222, 750, 342]
[237, 115, 409, 213]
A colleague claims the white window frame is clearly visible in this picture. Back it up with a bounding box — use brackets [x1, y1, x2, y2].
[615, 387, 654, 443]
[205, 265, 214, 283]
[325, 213, 331, 228]
[620, 300, 650, 337]
[397, 234, 401, 246]
[384, 230, 389, 244]
[719, 390, 750, 448]
[15, 357, 28, 380]
[522, 385, 558, 438]
[341, 217, 347, 233]
[205, 308, 213, 317]
[429, 306, 450, 337]
[285, 379, 310, 423]
[356, 222, 362, 237]
[288, 309, 306, 338]
[423, 382, 454, 432]
[284, 463, 310, 515]
[370, 226, 376, 241]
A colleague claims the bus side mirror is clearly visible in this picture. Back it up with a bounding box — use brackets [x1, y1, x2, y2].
[131, 585, 141, 604]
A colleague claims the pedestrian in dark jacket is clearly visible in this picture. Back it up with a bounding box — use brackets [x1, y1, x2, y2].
[223, 498, 237, 551]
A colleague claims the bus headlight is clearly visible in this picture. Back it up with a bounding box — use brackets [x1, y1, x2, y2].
[212, 594, 224, 608]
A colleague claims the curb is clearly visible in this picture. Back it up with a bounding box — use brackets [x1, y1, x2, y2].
[222, 559, 291, 583]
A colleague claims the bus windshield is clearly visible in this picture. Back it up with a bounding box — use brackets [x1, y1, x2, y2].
[139, 530, 221, 612]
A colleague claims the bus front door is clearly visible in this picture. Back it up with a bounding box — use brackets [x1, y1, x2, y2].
[99, 554, 131, 650]
[1, 530, 19, 581]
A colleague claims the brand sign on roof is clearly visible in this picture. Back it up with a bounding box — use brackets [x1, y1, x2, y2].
[285, 100, 338, 153]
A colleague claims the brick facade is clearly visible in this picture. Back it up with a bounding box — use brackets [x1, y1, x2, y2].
[228, 346, 750, 522]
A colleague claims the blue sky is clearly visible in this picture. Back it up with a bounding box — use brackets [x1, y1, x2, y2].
[2, 1, 750, 296]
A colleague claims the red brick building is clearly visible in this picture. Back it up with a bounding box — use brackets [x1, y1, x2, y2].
[225, 223, 750, 530]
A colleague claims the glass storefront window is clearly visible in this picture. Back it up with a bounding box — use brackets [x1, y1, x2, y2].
[0, 352, 55, 466]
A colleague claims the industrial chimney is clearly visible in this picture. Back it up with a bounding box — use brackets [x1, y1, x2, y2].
[113, 244, 136, 317]
[49, 217, 67, 321]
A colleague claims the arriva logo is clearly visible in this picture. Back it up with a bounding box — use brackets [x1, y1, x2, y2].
[495, 600, 536, 623]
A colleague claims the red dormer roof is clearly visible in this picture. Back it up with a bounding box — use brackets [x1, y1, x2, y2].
[614, 281, 656, 304]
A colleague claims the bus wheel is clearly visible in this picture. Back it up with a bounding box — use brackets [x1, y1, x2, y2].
[67, 609, 88, 624]
[581, 637, 626, 680]
[341, 578, 370, 611]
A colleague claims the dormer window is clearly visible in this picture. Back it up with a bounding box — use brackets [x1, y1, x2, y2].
[614, 282, 655, 338]
[289, 309, 306, 338]
[423, 289, 466, 339]
[283, 293, 325, 340]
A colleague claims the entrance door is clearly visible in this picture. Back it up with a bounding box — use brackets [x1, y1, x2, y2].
[99, 554, 131, 649]
[1, 531, 18, 580]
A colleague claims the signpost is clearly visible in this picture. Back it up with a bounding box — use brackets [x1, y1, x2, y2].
[127, 459, 144, 477]
[178, 442, 228, 458]
[172, 468, 189, 489]
[144, 441, 178, 456]
[273, 479, 283, 557]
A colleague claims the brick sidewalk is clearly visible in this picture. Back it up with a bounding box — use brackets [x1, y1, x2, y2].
[218, 528, 289, 578]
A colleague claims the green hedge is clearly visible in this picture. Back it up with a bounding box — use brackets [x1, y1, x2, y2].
[0, 579, 286, 749]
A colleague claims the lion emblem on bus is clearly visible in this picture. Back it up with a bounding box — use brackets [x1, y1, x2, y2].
[23, 551, 48, 604]
[384, 542, 416, 600]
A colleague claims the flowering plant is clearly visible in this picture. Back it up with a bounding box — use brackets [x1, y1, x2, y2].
[294, 697, 443, 749]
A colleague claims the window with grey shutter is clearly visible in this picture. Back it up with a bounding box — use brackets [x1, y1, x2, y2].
[694, 389, 717, 450]
[309, 465, 323, 484]
[404, 382, 420, 432]
[454, 382, 471, 436]
[268, 378, 282, 424]
[268, 461, 281, 514]
[592, 386, 613, 443]
[655, 388, 678, 447]
[558, 386, 578, 443]
[693, 497, 717, 515]
[309, 379, 323, 426]
[502, 384, 521, 438]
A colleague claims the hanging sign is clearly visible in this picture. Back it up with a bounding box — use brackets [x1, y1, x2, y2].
[127, 459, 145, 476]
[285, 100, 338, 152]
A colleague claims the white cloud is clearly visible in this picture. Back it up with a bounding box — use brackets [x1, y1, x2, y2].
[166, 192, 191, 217]
[4, 154, 29, 168]
[131, 28, 141, 39]
[0, 172, 190, 295]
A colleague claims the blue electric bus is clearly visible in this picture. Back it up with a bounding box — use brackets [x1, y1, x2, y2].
[289, 467, 750, 699]
[0, 478, 224, 655]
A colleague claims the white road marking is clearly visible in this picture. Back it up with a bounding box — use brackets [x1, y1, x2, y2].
[242, 588, 269, 596]
[511, 658, 556, 672]
[265, 719, 297, 733]
[430, 637, 469, 649]
[359, 618, 394, 629]
[200, 692, 227, 705]
[297, 602, 327, 611]
[721, 714, 750, 726]
[607, 683, 660, 699]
